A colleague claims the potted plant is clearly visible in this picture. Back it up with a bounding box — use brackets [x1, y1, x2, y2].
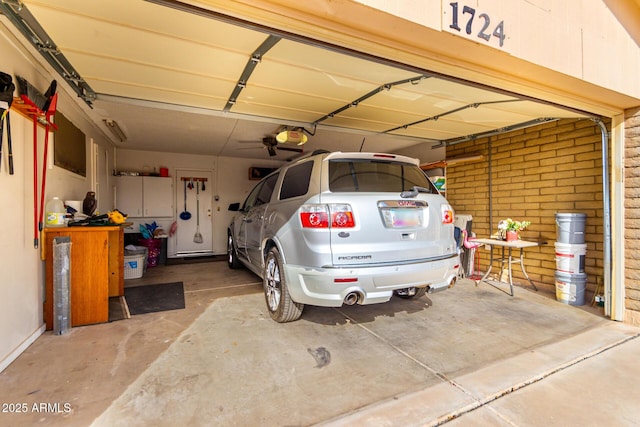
[502, 218, 532, 241]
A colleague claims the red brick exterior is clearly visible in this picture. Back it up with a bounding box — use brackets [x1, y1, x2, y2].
[445, 119, 606, 300]
[625, 108, 640, 324]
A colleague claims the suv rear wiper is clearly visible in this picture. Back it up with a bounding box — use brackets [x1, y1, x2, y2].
[400, 186, 430, 198]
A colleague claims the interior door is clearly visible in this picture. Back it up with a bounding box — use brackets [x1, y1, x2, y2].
[175, 169, 213, 256]
[92, 140, 110, 213]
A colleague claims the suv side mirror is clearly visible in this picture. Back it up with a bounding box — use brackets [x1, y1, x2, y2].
[228, 202, 241, 212]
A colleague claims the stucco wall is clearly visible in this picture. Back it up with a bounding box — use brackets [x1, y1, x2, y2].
[355, 0, 640, 100]
[0, 23, 116, 371]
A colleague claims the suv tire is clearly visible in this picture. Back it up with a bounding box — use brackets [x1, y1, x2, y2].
[264, 246, 303, 322]
[227, 232, 241, 269]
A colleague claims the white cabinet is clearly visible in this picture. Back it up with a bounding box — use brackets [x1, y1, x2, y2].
[115, 176, 173, 218]
[115, 176, 143, 217]
[142, 177, 173, 217]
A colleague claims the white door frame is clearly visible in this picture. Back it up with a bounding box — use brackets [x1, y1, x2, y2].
[174, 168, 214, 256]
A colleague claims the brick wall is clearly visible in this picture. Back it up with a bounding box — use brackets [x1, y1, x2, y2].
[625, 108, 640, 325]
[445, 119, 605, 299]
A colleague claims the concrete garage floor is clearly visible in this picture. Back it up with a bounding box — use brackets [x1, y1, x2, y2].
[1, 259, 639, 427]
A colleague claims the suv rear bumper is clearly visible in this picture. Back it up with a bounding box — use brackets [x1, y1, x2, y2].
[283, 255, 460, 307]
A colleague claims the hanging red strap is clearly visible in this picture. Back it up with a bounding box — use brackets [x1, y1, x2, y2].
[33, 115, 38, 248]
[38, 124, 50, 232]
[27, 92, 57, 249]
[37, 93, 57, 236]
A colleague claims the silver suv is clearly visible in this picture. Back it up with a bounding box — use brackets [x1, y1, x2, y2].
[228, 151, 459, 322]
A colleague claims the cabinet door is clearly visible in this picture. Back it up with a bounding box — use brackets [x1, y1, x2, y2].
[115, 176, 143, 217]
[143, 177, 173, 217]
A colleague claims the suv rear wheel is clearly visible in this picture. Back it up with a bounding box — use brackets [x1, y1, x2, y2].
[264, 247, 303, 322]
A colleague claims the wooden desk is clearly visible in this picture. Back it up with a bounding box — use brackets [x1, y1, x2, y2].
[472, 238, 546, 296]
[42, 226, 124, 329]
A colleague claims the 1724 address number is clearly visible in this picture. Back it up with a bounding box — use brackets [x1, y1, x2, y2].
[448, 2, 506, 47]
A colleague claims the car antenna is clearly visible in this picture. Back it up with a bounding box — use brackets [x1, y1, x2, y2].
[359, 137, 365, 152]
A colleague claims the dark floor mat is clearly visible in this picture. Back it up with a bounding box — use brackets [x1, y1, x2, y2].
[165, 255, 224, 265]
[124, 282, 186, 315]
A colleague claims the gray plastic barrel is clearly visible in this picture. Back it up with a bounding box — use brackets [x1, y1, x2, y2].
[555, 213, 586, 244]
[554, 271, 587, 306]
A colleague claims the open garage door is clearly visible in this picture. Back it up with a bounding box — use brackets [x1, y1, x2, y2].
[1, 0, 594, 158]
[0, 0, 619, 318]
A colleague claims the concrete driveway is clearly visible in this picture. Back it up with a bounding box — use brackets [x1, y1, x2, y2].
[1, 261, 638, 426]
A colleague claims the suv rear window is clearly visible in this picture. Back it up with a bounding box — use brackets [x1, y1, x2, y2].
[280, 161, 314, 199]
[328, 159, 438, 193]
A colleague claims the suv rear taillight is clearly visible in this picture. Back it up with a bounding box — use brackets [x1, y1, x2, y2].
[300, 204, 355, 228]
[441, 203, 454, 224]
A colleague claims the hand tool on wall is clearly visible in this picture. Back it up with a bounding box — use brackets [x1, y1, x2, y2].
[15, 76, 56, 248]
[0, 109, 5, 172]
[23, 89, 57, 248]
[193, 180, 203, 244]
[0, 110, 15, 174]
[6, 111, 13, 174]
[0, 72, 14, 174]
[179, 178, 191, 220]
[37, 93, 58, 236]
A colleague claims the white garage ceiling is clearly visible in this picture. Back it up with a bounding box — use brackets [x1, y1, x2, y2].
[2, 0, 592, 160]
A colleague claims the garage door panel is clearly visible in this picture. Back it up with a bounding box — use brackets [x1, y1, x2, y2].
[389, 127, 459, 140]
[365, 90, 466, 117]
[13, 0, 595, 154]
[90, 81, 229, 111]
[391, 119, 496, 140]
[328, 105, 425, 130]
[491, 101, 586, 119]
[233, 103, 328, 124]
[67, 53, 235, 100]
[267, 40, 417, 84]
[414, 118, 497, 134]
[321, 116, 398, 133]
[45, 23, 252, 81]
[446, 108, 532, 126]
[28, 1, 266, 53]
[236, 86, 343, 118]
[373, 94, 465, 113]
[252, 60, 380, 101]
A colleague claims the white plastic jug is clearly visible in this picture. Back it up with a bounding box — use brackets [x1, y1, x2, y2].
[45, 197, 66, 227]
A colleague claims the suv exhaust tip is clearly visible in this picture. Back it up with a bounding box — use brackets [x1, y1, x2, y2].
[343, 292, 361, 306]
[425, 277, 457, 294]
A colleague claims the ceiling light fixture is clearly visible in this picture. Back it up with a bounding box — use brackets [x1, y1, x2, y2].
[102, 119, 127, 142]
[276, 129, 308, 145]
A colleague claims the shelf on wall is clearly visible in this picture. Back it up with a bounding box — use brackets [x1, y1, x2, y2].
[10, 95, 58, 130]
[180, 177, 208, 182]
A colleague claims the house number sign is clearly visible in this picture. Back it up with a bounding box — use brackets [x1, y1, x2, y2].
[445, 2, 507, 48]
